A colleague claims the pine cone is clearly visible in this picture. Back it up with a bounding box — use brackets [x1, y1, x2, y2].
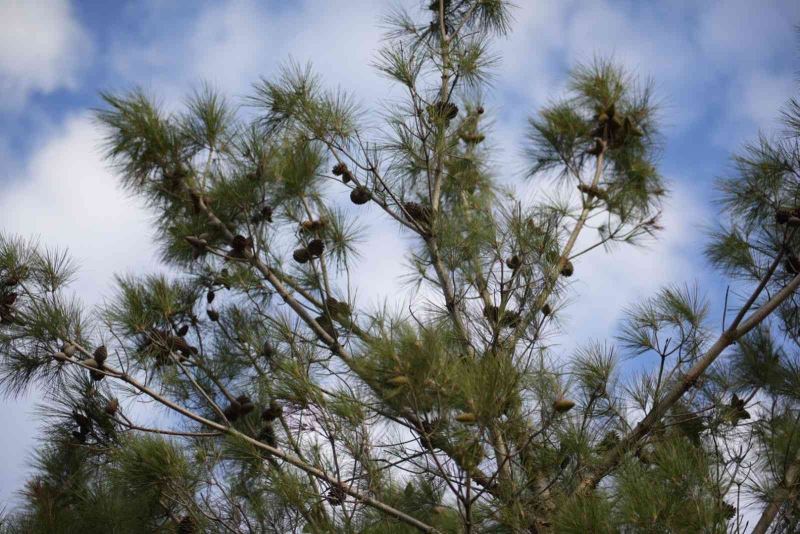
[553, 398, 575, 413]
[350, 186, 370, 205]
[223, 400, 242, 422]
[307, 239, 325, 258]
[207, 309, 220, 322]
[332, 162, 347, 176]
[258, 424, 277, 447]
[93, 345, 108, 367]
[560, 261, 574, 277]
[177, 516, 196, 534]
[236, 395, 255, 416]
[261, 400, 283, 422]
[207, 290, 215, 304]
[261, 341, 275, 360]
[542, 303, 552, 316]
[326, 485, 347, 505]
[176, 324, 189, 337]
[455, 412, 477, 424]
[292, 247, 310, 264]
[403, 202, 431, 225]
[2, 292, 17, 306]
[506, 255, 522, 270]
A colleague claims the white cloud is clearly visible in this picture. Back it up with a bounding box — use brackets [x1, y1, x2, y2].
[0, 0, 92, 108]
[0, 114, 160, 304]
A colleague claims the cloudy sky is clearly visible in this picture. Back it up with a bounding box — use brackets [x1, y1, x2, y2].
[0, 0, 798, 506]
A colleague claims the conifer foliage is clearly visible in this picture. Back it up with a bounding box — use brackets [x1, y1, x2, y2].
[2, 2, 800, 532]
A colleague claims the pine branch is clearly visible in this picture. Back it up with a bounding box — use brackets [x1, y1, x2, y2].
[577, 261, 800, 493]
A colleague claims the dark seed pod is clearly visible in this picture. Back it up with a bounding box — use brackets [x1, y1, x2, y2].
[553, 398, 575, 413]
[307, 239, 325, 258]
[483, 305, 499, 323]
[262, 340, 275, 360]
[429, 101, 458, 121]
[332, 162, 347, 176]
[350, 186, 370, 205]
[776, 207, 794, 224]
[223, 400, 242, 422]
[506, 255, 522, 271]
[207, 309, 220, 322]
[542, 303, 552, 316]
[403, 202, 431, 225]
[237, 395, 255, 416]
[293, 247, 310, 264]
[2, 292, 17, 306]
[476, 105, 485, 115]
[259, 205, 274, 223]
[73, 410, 92, 433]
[314, 314, 337, 339]
[560, 261, 574, 277]
[53, 351, 69, 362]
[177, 515, 197, 534]
[261, 400, 283, 422]
[72, 430, 87, 443]
[176, 324, 189, 337]
[90, 369, 105, 381]
[207, 290, 215, 304]
[258, 424, 277, 447]
[93, 345, 108, 367]
[786, 255, 800, 275]
[326, 484, 347, 505]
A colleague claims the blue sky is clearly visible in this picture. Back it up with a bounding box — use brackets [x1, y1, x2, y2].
[0, 0, 799, 506]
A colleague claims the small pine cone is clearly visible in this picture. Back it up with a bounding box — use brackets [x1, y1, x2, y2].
[314, 314, 337, 339]
[61, 343, 77, 357]
[207, 290, 215, 304]
[177, 515, 197, 534]
[261, 400, 283, 422]
[476, 105, 485, 115]
[542, 303, 552, 316]
[237, 395, 255, 416]
[403, 201, 431, 225]
[455, 412, 478, 424]
[332, 162, 347, 176]
[2, 292, 17, 306]
[207, 308, 220, 322]
[553, 398, 575, 413]
[104, 398, 119, 416]
[262, 340, 275, 360]
[786, 255, 800, 275]
[506, 255, 522, 270]
[326, 485, 347, 505]
[483, 305, 499, 323]
[776, 208, 793, 224]
[258, 424, 277, 447]
[93, 345, 108, 367]
[386, 375, 410, 387]
[53, 351, 69, 362]
[223, 400, 242, 422]
[260, 205, 273, 223]
[560, 261, 574, 277]
[350, 186, 370, 205]
[307, 239, 325, 258]
[176, 324, 189, 337]
[90, 369, 105, 382]
[292, 247, 311, 264]
[230, 235, 253, 256]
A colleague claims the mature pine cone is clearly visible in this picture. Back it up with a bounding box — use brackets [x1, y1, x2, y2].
[332, 162, 347, 176]
[176, 324, 189, 337]
[506, 255, 522, 270]
[177, 515, 196, 534]
[350, 186, 370, 205]
[307, 239, 325, 258]
[223, 400, 242, 422]
[261, 400, 283, 422]
[93, 345, 108, 367]
[560, 261, 574, 277]
[326, 484, 347, 505]
[207, 290, 215, 304]
[258, 424, 277, 447]
[293, 247, 311, 264]
[403, 202, 431, 225]
[236, 395, 255, 416]
[207, 309, 220, 322]
[1, 292, 17, 306]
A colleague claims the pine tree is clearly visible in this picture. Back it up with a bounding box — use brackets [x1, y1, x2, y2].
[1, 2, 799, 532]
